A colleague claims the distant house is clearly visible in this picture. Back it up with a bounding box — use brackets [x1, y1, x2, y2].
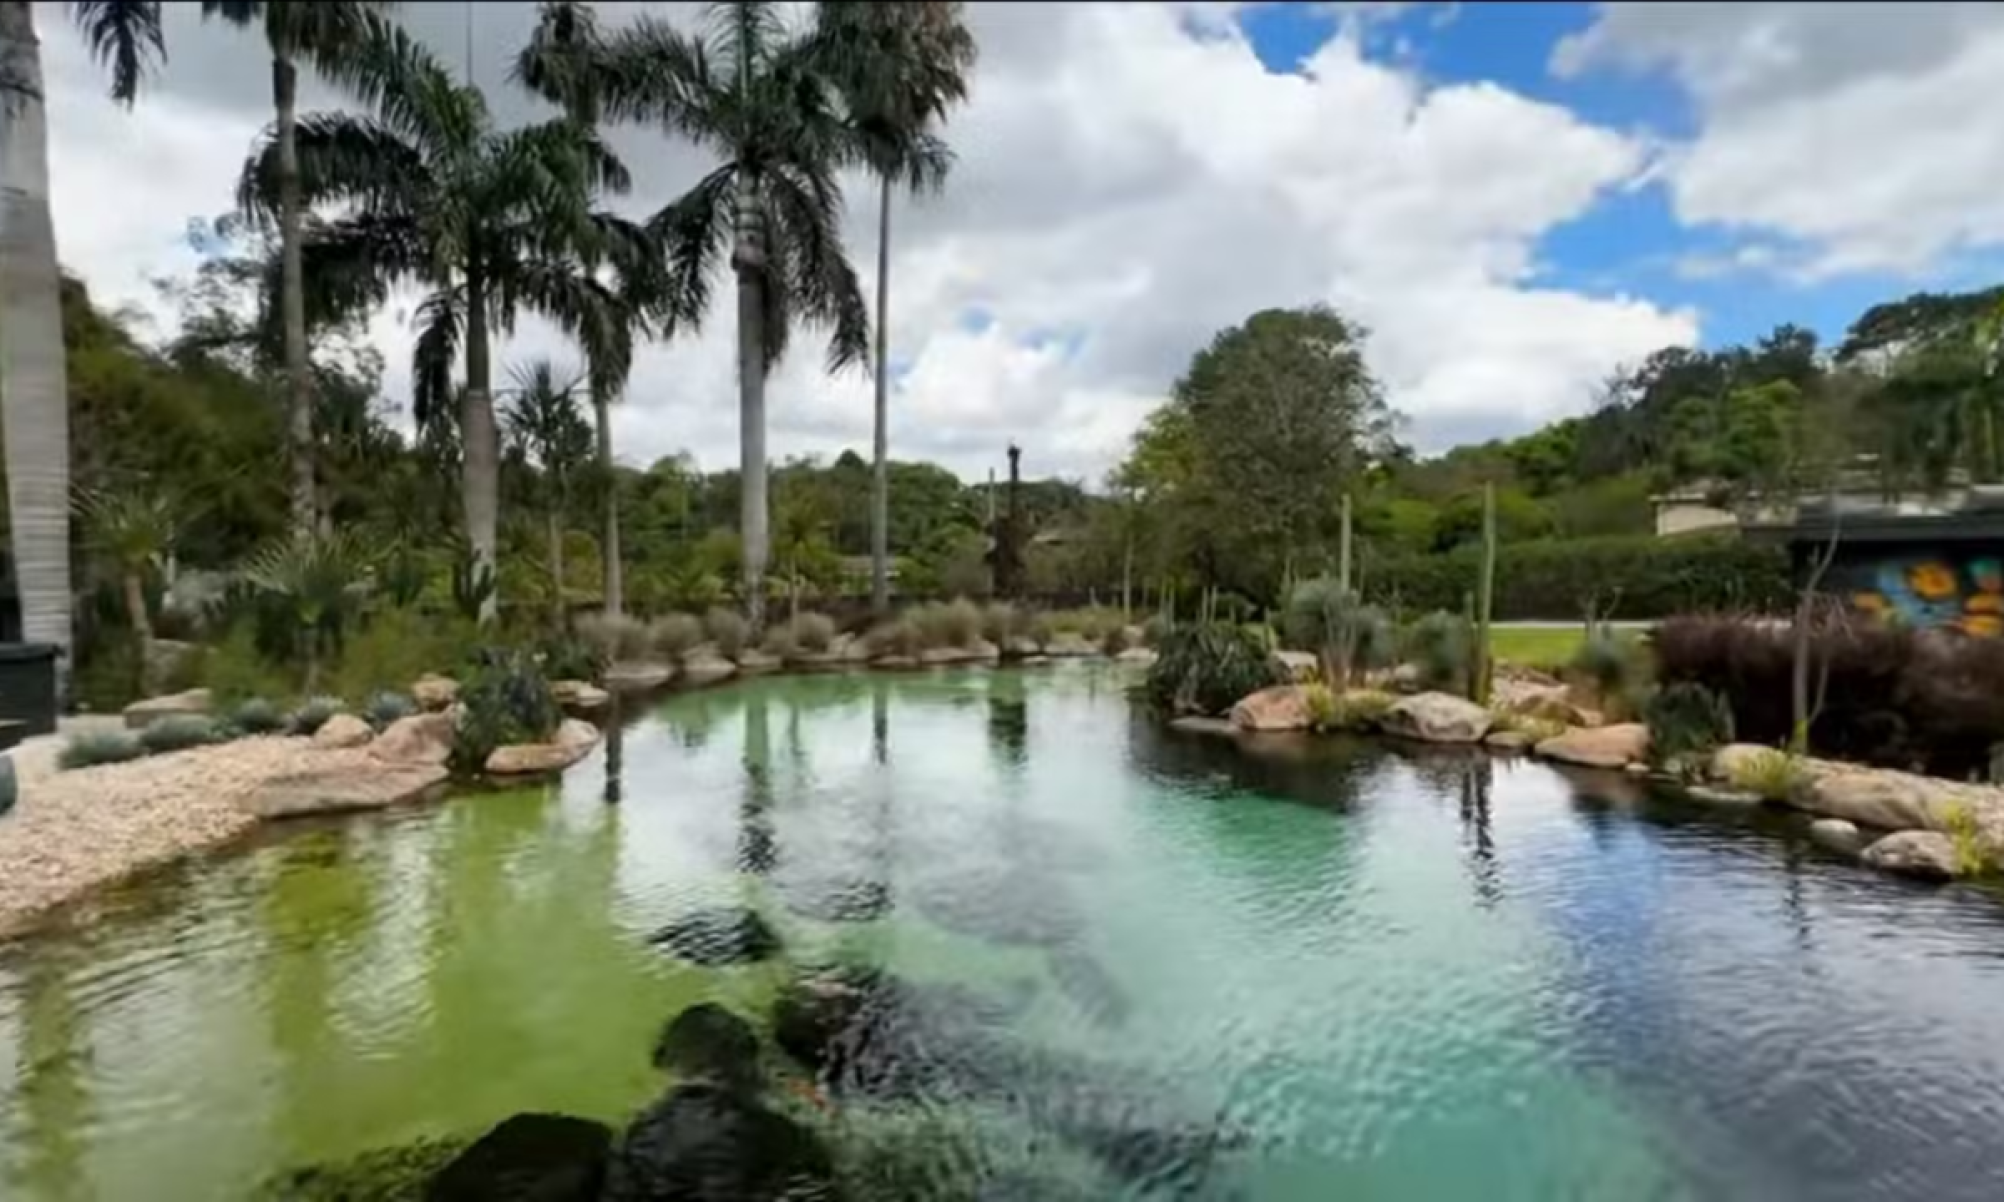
[1651, 466, 1970, 538]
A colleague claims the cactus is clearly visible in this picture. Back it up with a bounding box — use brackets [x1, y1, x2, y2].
[1474, 481, 1497, 706]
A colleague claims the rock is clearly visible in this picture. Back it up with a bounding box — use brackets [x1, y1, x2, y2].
[604, 661, 674, 690]
[911, 864, 1082, 947]
[1002, 635, 1042, 660]
[1624, 761, 1653, 777]
[485, 720, 601, 777]
[122, 688, 213, 730]
[1045, 632, 1097, 658]
[600, 1084, 833, 1202]
[1810, 818, 1865, 855]
[1229, 685, 1311, 732]
[1387, 663, 1424, 693]
[778, 875, 892, 923]
[411, 674, 459, 711]
[1535, 723, 1649, 769]
[1861, 830, 1960, 881]
[681, 654, 738, 687]
[919, 639, 1002, 666]
[1275, 650, 1319, 682]
[1492, 680, 1588, 727]
[550, 680, 610, 710]
[1114, 646, 1158, 667]
[871, 654, 920, 671]
[258, 1137, 469, 1200]
[648, 906, 781, 966]
[1484, 730, 1532, 751]
[1804, 771, 1940, 832]
[1169, 716, 1238, 739]
[735, 648, 783, 675]
[829, 633, 872, 664]
[1686, 784, 1761, 806]
[310, 713, 374, 750]
[652, 1003, 762, 1090]
[428, 1113, 612, 1202]
[371, 712, 456, 766]
[1049, 947, 1132, 1026]
[249, 763, 449, 819]
[786, 650, 845, 672]
[1380, 692, 1492, 744]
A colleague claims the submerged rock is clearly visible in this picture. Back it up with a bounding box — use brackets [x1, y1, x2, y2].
[1861, 830, 1960, 881]
[648, 906, 782, 966]
[1379, 692, 1492, 744]
[427, 1113, 611, 1202]
[255, 1136, 467, 1200]
[1048, 946, 1132, 1026]
[604, 661, 675, 690]
[653, 1003, 762, 1091]
[910, 865, 1082, 947]
[485, 720, 601, 777]
[779, 875, 893, 924]
[601, 1083, 835, 1202]
[681, 653, 739, 687]
[248, 763, 449, 819]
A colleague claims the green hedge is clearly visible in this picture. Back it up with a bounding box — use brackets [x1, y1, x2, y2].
[1360, 534, 1791, 621]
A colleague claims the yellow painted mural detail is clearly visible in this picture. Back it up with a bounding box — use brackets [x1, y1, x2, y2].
[1844, 554, 2004, 638]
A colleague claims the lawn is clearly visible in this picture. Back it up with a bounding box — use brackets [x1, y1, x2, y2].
[1488, 623, 1647, 672]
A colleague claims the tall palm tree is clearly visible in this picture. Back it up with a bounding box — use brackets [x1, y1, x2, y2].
[0, 0, 162, 693]
[574, 0, 872, 631]
[200, 2, 401, 538]
[817, 1, 973, 615]
[237, 21, 634, 623]
[501, 358, 593, 620]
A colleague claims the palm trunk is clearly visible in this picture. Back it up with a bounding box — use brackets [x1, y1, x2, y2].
[0, 0, 74, 695]
[274, 52, 314, 537]
[547, 506, 564, 626]
[593, 387, 622, 618]
[870, 174, 892, 615]
[462, 276, 499, 623]
[123, 569, 151, 692]
[734, 229, 769, 633]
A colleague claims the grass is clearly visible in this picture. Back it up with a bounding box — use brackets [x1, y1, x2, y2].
[1487, 623, 1650, 672]
[1726, 747, 1807, 803]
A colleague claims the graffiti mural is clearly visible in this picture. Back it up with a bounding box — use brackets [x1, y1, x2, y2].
[1843, 550, 2004, 636]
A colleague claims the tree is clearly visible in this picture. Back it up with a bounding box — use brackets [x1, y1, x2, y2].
[200, 1, 400, 537]
[816, 0, 973, 615]
[237, 20, 633, 622]
[73, 484, 177, 689]
[0, 0, 163, 691]
[577, 0, 874, 630]
[501, 359, 594, 620]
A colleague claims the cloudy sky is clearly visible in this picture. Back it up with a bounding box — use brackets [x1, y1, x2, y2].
[39, 1, 2004, 484]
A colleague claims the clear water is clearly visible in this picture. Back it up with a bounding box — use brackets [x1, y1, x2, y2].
[5, 665, 2004, 1200]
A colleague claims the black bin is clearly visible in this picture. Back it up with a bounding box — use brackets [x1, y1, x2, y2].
[0, 643, 60, 740]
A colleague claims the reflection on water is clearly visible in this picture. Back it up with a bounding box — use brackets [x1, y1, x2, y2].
[1, 665, 2004, 1199]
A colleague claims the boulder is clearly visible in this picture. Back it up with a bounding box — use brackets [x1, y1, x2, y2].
[248, 763, 448, 819]
[1169, 716, 1238, 739]
[428, 1113, 612, 1202]
[550, 680, 610, 711]
[1229, 685, 1311, 733]
[122, 687, 212, 730]
[735, 648, 783, 675]
[1809, 818, 1866, 856]
[1002, 635, 1043, 660]
[647, 906, 781, 966]
[310, 713, 374, 750]
[652, 1003, 762, 1090]
[1275, 650, 1319, 682]
[604, 661, 674, 690]
[600, 1084, 833, 1202]
[1114, 646, 1158, 667]
[871, 654, 920, 671]
[1492, 680, 1589, 727]
[1803, 771, 1941, 831]
[1861, 830, 1959, 881]
[486, 720, 602, 777]
[1044, 632, 1097, 658]
[919, 639, 1002, 666]
[777, 875, 892, 923]
[681, 654, 738, 687]
[1535, 723, 1649, 769]
[829, 634, 872, 665]
[1386, 663, 1424, 693]
[411, 674, 459, 711]
[1685, 784, 1760, 806]
[1380, 692, 1492, 744]
[1484, 730, 1532, 752]
[371, 712, 457, 766]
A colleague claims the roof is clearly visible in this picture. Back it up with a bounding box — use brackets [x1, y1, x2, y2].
[1745, 511, 2004, 547]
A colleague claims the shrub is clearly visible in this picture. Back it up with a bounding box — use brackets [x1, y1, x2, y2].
[138, 715, 223, 755]
[1569, 632, 1645, 717]
[1941, 801, 1988, 876]
[759, 621, 796, 659]
[1283, 578, 1395, 681]
[1490, 710, 1567, 744]
[326, 607, 481, 706]
[364, 690, 417, 731]
[863, 617, 924, 660]
[577, 612, 651, 662]
[58, 730, 147, 770]
[199, 623, 297, 708]
[289, 695, 344, 737]
[230, 697, 289, 736]
[1653, 614, 2004, 778]
[1142, 613, 1173, 647]
[1047, 608, 1121, 640]
[788, 612, 837, 654]
[537, 632, 606, 683]
[912, 599, 983, 649]
[1303, 682, 1337, 731]
[1330, 688, 1396, 731]
[1726, 747, 1807, 804]
[981, 602, 1029, 647]
[1145, 623, 1286, 717]
[454, 647, 563, 771]
[1101, 624, 1135, 656]
[1643, 682, 1735, 770]
[704, 607, 750, 659]
[648, 613, 705, 662]
[1026, 612, 1055, 650]
[1404, 611, 1473, 691]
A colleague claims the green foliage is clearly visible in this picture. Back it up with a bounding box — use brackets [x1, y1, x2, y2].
[1489, 710, 1567, 743]
[703, 607, 750, 659]
[1146, 623, 1286, 717]
[536, 632, 605, 682]
[1101, 623, 1137, 656]
[1570, 633, 1645, 716]
[1643, 683, 1736, 770]
[288, 696, 344, 737]
[229, 697, 288, 736]
[138, 715, 224, 755]
[199, 625, 298, 708]
[325, 607, 481, 707]
[1303, 682, 1337, 730]
[59, 731, 147, 770]
[1941, 802, 1988, 877]
[578, 612, 651, 662]
[1283, 578, 1395, 680]
[912, 599, 983, 649]
[1404, 611, 1473, 691]
[863, 617, 924, 660]
[363, 691, 417, 732]
[1303, 685, 1394, 732]
[980, 602, 1033, 647]
[1363, 535, 1791, 620]
[1046, 607, 1123, 640]
[451, 553, 497, 624]
[787, 612, 837, 654]
[1726, 748, 1808, 804]
[453, 648, 562, 771]
[648, 613, 705, 661]
[1142, 612, 1173, 646]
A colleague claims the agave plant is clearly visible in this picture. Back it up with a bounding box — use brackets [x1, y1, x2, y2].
[243, 530, 373, 691]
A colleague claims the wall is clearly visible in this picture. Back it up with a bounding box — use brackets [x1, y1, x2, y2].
[1836, 546, 2004, 636]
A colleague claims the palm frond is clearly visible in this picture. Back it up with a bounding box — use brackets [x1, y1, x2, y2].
[69, 0, 166, 105]
[237, 111, 429, 227]
[766, 161, 870, 371]
[588, 15, 720, 138]
[647, 164, 735, 339]
[316, 10, 483, 163]
[410, 287, 466, 432]
[514, 0, 603, 121]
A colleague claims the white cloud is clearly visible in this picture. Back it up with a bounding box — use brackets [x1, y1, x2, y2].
[41, 0, 1695, 484]
[1557, 2, 2004, 280]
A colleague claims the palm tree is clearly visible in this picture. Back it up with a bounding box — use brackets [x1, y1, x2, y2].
[817, 1, 974, 615]
[237, 21, 636, 623]
[0, 1, 162, 693]
[501, 358, 594, 621]
[72, 484, 177, 691]
[572, 0, 872, 631]
[200, 1, 400, 538]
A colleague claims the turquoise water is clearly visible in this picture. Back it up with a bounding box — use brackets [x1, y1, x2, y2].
[4, 665, 2004, 1199]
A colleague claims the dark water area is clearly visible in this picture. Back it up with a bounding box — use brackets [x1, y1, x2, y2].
[4, 665, 2004, 1199]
